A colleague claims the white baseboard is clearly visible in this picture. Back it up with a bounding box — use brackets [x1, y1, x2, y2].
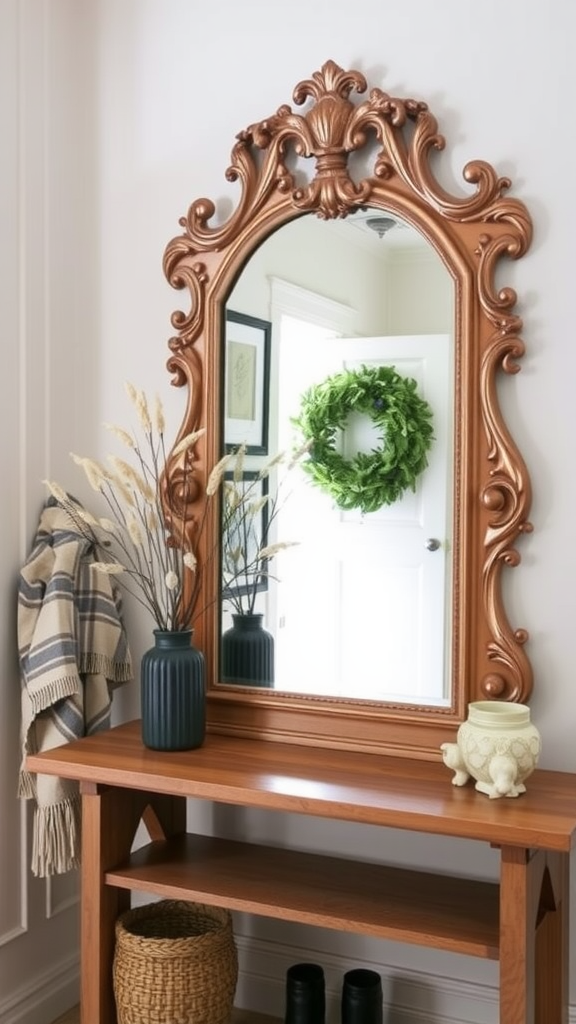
[0, 952, 79, 1024]
[233, 931, 576, 1024]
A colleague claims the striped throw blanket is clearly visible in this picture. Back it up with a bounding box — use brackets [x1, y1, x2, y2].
[18, 497, 133, 877]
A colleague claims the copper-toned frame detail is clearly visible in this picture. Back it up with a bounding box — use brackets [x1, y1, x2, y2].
[162, 60, 533, 759]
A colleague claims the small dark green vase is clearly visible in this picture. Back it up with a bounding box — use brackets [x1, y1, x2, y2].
[140, 629, 206, 751]
[341, 969, 383, 1024]
[285, 962, 325, 1024]
[221, 613, 274, 687]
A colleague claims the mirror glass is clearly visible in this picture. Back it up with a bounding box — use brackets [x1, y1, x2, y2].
[220, 209, 455, 704]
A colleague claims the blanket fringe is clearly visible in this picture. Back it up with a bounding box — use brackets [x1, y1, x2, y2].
[29, 674, 79, 717]
[32, 796, 81, 878]
[79, 653, 133, 684]
[18, 770, 36, 800]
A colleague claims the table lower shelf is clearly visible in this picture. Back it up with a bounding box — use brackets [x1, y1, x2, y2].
[105, 833, 500, 959]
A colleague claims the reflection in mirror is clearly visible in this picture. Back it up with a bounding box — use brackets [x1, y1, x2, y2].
[221, 210, 455, 704]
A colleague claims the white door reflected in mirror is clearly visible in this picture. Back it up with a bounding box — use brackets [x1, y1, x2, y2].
[269, 326, 453, 704]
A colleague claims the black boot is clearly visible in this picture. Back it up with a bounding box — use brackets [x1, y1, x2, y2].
[341, 968, 383, 1024]
[284, 962, 326, 1024]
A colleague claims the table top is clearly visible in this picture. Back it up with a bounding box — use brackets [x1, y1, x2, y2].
[26, 720, 576, 851]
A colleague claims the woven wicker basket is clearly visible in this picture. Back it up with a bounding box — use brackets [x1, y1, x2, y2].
[113, 900, 238, 1024]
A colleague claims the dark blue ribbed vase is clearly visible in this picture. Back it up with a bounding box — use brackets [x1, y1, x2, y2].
[221, 613, 274, 687]
[140, 629, 206, 751]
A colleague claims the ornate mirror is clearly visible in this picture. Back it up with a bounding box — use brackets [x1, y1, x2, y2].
[162, 60, 533, 759]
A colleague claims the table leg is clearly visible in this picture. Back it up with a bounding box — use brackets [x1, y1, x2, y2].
[534, 851, 569, 1024]
[79, 783, 186, 1024]
[499, 845, 569, 1024]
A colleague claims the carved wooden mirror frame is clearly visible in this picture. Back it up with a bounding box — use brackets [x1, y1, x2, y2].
[162, 60, 533, 759]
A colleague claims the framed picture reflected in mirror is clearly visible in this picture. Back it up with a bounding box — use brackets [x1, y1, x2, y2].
[224, 310, 271, 455]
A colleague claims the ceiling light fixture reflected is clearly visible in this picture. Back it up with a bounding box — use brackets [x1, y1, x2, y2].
[365, 216, 397, 239]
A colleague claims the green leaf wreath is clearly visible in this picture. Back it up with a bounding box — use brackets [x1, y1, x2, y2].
[292, 363, 434, 515]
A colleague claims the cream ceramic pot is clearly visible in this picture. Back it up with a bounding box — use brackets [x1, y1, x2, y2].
[441, 701, 541, 798]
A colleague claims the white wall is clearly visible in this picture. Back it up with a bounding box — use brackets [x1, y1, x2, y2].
[1, 2, 95, 1021]
[2, 1, 575, 1022]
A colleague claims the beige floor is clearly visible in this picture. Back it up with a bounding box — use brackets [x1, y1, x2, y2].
[50, 1008, 278, 1024]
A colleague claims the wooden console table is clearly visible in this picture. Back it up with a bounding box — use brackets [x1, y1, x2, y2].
[27, 720, 576, 1024]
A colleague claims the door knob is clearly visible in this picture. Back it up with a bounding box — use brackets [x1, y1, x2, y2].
[425, 538, 441, 551]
